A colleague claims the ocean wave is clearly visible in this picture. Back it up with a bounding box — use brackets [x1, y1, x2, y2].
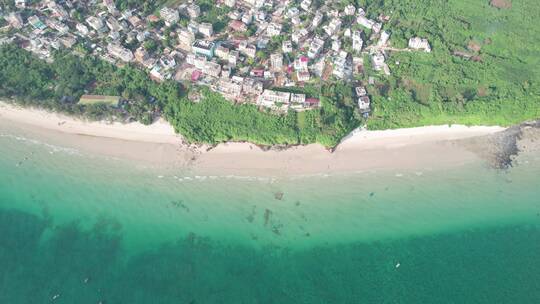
[0, 132, 81, 155]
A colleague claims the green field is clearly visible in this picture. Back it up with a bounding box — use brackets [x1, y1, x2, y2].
[359, 0, 540, 129]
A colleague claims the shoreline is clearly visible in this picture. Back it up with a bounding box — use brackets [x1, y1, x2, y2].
[0, 101, 507, 176]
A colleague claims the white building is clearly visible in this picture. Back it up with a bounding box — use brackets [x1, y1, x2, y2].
[266, 22, 282, 37]
[308, 37, 324, 59]
[312, 12, 323, 28]
[357, 15, 375, 30]
[324, 18, 341, 36]
[358, 96, 370, 112]
[352, 30, 363, 52]
[178, 28, 195, 46]
[332, 39, 341, 52]
[224, 0, 236, 8]
[215, 45, 230, 60]
[292, 28, 308, 43]
[107, 44, 133, 62]
[296, 70, 310, 82]
[76, 23, 89, 36]
[270, 53, 283, 71]
[204, 61, 222, 77]
[371, 52, 386, 71]
[160, 7, 179, 26]
[86, 16, 105, 32]
[5, 13, 24, 29]
[290, 93, 306, 104]
[300, 0, 311, 11]
[187, 4, 200, 19]
[257, 90, 291, 107]
[355, 86, 367, 97]
[408, 37, 431, 52]
[294, 56, 309, 71]
[199, 23, 213, 37]
[344, 4, 356, 16]
[15, 0, 26, 9]
[282, 40, 293, 53]
[378, 31, 390, 47]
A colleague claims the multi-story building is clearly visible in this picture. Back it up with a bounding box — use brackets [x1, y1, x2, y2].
[257, 90, 291, 107]
[199, 23, 213, 37]
[107, 44, 134, 62]
[5, 12, 24, 29]
[270, 53, 283, 71]
[160, 7, 179, 26]
[192, 40, 216, 58]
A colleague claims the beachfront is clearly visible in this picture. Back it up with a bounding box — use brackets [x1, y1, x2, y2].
[0, 100, 506, 176]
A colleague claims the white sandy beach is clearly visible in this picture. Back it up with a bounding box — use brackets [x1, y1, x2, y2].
[0, 101, 506, 175]
[0, 101, 182, 145]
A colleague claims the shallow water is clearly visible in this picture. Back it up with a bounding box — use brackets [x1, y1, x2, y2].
[1, 128, 539, 303]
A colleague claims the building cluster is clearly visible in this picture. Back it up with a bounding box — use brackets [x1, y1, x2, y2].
[0, 0, 432, 114]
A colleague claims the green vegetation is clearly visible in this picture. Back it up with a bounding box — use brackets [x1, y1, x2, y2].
[164, 85, 360, 147]
[357, 0, 540, 129]
[0, 44, 179, 124]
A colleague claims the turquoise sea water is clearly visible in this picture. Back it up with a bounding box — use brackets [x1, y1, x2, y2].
[1, 128, 540, 303]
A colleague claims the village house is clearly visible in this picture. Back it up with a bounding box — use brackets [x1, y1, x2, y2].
[243, 78, 264, 95]
[371, 51, 386, 71]
[28, 15, 47, 30]
[294, 55, 309, 71]
[228, 50, 240, 65]
[217, 79, 242, 97]
[224, 0, 236, 8]
[215, 45, 230, 60]
[257, 89, 290, 107]
[312, 12, 323, 28]
[270, 53, 283, 71]
[308, 37, 324, 59]
[409, 37, 431, 52]
[282, 40, 293, 53]
[5, 12, 24, 29]
[266, 22, 282, 37]
[199, 23, 213, 37]
[296, 70, 310, 82]
[160, 7, 179, 26]
[107, 43, 133, 62]
[300, 0, 311, 11]
[187, 4, 200, 19]
[352, 30, 363, 52]
[204, 61, 222, 77]
[238, 41, 256, 58]
[324, 18, 342, 36]
[358, 95, 371, 112]
[76, 23, 89, 36]
[344, 4, 356, 16]
[178, 28, 195, 48]
[86, 16, 105, 32]
[229, 20, 247, 32]
[192, 40, 216, 58]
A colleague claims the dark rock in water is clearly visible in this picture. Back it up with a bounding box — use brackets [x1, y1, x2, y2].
[295, 201, 301, 206]
[271, 224, 283, 235]
[305, 232, 311, 237]
[274, 192, 284, 200]
[246, 206, 256, 223]
[171, 200, 190, 212]
[264, 209, 272, 227]
[369, 192, 375, 197]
